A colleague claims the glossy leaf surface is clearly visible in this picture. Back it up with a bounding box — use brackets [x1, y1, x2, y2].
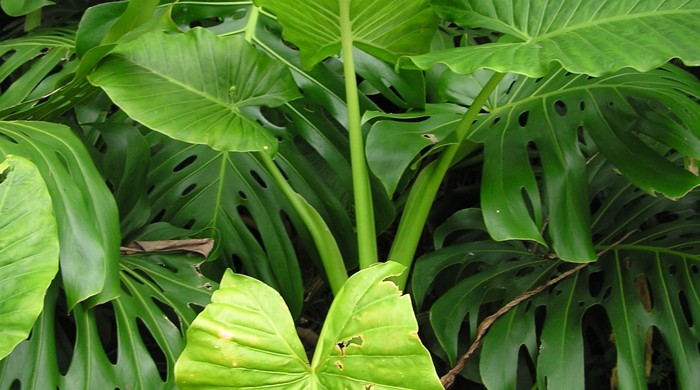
[89, 28, 301, 154]
[0, 121, 120, 309]
[254, 0, 439, 68]
[409, 0, 700, 77]
[413, 161, 700, 389]
[0, 155, 58, 360]
[175, 261, 442, 389]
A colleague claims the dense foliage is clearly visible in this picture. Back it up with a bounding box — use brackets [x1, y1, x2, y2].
[1, 1, 699, 389]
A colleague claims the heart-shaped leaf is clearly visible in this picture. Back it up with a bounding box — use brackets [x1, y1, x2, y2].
[409, 0, 700, 77]
[175, 261, 443, 389]
[89, 28, 301, 154]
[253, 0, 439, 69]
[0, 155, 58, 360]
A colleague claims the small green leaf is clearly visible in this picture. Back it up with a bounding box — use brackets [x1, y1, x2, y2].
[0, 155, 58, 360]
[175, 262, 442, 389]
[89, 28, 300, 154]
[254, 0, 439, 68]
[409, 0, 700, 77]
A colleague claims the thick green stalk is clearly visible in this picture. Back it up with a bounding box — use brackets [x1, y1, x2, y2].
[389, 72, 506, 288]
[339, 0, 378, 269]
[258, 152, 348, 295]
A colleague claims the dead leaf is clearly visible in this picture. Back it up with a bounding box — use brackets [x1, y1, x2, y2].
[120, 238, 214, 258]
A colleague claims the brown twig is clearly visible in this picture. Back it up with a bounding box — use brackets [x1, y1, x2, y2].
[440, 230, 638, 388]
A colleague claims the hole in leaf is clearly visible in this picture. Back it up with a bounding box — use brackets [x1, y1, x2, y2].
[588, 270, 605, 298]
[260, 106, 288, 127]
[582, 304, 615, 389]
[184, 218, 196, 229]
[489, 116, 501, 128]
[152, 297, 183, 333]
[238, 191, 247, 200]
[668, 264, 676, 276]
[648, 327, 677, 388]
[515, 266, 535, 277]
[692, 264, 699, 275]
[188, 303, 205, 315]
[303, 104, 316, 112]
[250, 170, 268, 188]
[136, 318, 168, 381]
[55, 151, 70, 171]
[95, 304, 118, 365]
[534, 306, 546, 341]
[517, 344, 536, 386]
[634, 274, 653, 312]
[678, 291, 693, 327]
[152, 209, 166, 223]
[0, 133, 18, 144]
[554, 100, 567, 116]
[237, 205, 264, 249]
[181, 183, 197, 197]
[147, 184, 156, 195]
[579, 101, 586, 111]
[601, 286, 612, 300]
[173, 155, 197, 172]
[232, 8, 247, 20]
[518, 111, 529, 127]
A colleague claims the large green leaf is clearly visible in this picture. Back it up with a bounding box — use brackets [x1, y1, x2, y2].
[409, 0, 700, 77]
[412, 160, 700, 389]
[175, 261, 442, 389]
[89, 27, 301, 154]
[254, 0, 439, 68]
[0, 155, 58, 360]
[0, 121, 120, 309]
[0, 253, 216, 389]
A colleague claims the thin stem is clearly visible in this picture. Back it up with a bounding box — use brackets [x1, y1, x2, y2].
[243, 5, 259, 42]
[339, 0, 377, 268]
[388, 72, 506, 288]
[258, 152, 348, 295]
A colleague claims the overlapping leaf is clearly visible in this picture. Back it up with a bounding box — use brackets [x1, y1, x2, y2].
[0, 121, 120, 309]
[0, 0, 52, 17]
[0, 155, 58, 360]
[409, 0, 700, 77]
[412, 159, 700, 389]
[254, 0, 439, 68]
[175, 261, 443, 389]
[0, 254, 215, 389]
[0, 29, 76, 118]
[89, 27, 301, 154]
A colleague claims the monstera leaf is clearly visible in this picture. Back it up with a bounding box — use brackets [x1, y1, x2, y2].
[253, 0, 439, 68]
[0, 253, 215, 389]
[409, 0, 700, 77]
[412, 159, 700, 389]
[0, 121, 120, 310]
[89, 27, 301, 154]
[0, 155, 58, 360]
[175, 261, 443, 389]
[0, 29, 76, 118]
